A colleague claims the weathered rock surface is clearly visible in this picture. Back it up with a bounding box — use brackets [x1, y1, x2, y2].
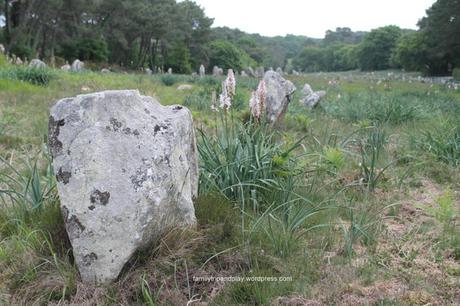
[49, 90, 198, 284]
[29, 59, 47, 69]
[71, 59, 84, 72]
[263, 71, 296, 125]
[101, 68, 111, 74]
[300, 83, 326, 108]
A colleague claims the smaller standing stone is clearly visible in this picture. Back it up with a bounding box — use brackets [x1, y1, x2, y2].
[276, 67, 283, 75]
[71, 59, 84, 72]
[199, 64, 205, 77]
[101, 68, 111, 74]
[145, 68, 152, 75]
[167, 68, 172, 74]
[300, 83, 326, 108]
[213, 66, 223, 77]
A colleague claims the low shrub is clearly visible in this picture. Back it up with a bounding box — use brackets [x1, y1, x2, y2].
[0, 66, 54, 86]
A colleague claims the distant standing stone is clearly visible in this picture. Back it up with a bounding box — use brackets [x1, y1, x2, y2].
[213, 66, 223, 77]
[101, 68, 111, 74]
[263, 71, 296, 125]
[167, 68, 172, 74]
[49, 90, 198, 284]
[199, 64, 205, 77]
[29, 59, 47, 69]
[71, 59, 84, 72]
[145, 68, 152, 75]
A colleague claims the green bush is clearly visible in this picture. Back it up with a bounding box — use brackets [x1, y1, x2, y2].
[59, 37, 108, 62]
[13, 67, 54, 86]
[207, 40, 250, 71]
[0, 66, 54, 86]
[160, 74, 180, 86]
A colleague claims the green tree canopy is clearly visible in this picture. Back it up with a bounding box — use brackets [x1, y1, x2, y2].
[358, 25, 402, 71]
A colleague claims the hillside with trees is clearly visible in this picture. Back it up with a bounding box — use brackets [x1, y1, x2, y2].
[0, 0, 459, 76]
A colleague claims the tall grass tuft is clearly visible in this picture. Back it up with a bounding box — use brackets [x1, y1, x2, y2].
[419, 120, 460, 167]
[198, 122, 303, 206]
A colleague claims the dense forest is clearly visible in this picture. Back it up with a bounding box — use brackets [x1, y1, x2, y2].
[0, 0, 459, 75]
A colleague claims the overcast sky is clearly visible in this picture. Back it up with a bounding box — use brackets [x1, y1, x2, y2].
[191, 0, 437, 38]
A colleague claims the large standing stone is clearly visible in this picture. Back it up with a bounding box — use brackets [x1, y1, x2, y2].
[49, 90, 198, 284]
[264, 71, 296, 125]
[29, 59, 47, 69]
[71, 59, 84, 72]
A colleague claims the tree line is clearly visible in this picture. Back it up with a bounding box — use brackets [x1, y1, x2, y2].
[0, 0, 458, 76]
[293, 0, 460, 76]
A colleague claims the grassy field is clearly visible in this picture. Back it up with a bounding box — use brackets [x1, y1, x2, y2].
[0, 59, 459, 305]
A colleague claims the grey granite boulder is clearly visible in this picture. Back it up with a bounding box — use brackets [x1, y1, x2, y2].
[300, 83, 326, 108]
[263, 71, 296, 125]
[302, 91, 326, 108]
[29, 59, 47, 69]
[49, 90, 198, 284]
